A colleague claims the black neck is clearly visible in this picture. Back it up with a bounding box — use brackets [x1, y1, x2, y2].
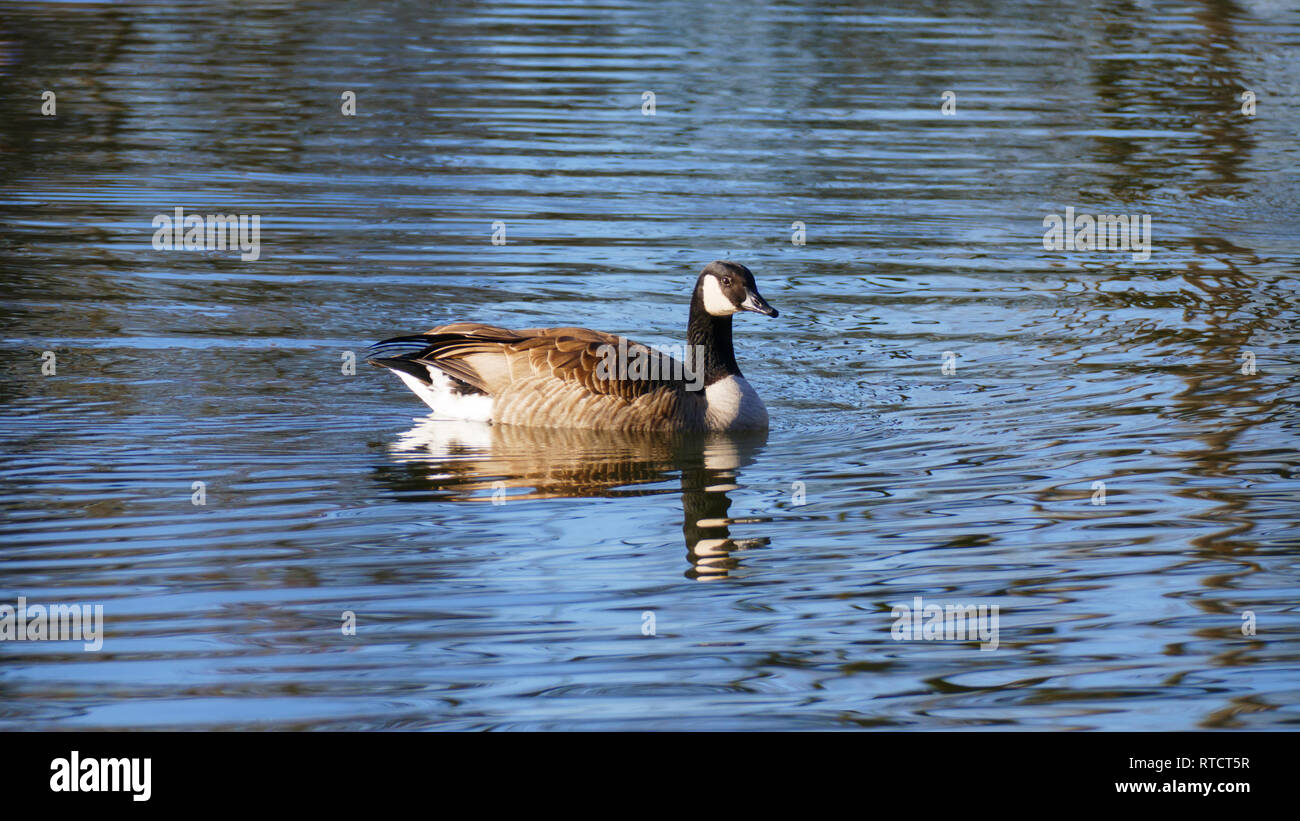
[687, 286, 741, 385]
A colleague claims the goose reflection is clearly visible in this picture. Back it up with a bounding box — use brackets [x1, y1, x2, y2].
[376, 418, 771, 578]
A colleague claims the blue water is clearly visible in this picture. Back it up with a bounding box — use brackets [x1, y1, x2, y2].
[0, 0, 1297, 730]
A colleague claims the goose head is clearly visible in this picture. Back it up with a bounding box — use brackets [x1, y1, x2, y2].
[696, 261, 779, 318]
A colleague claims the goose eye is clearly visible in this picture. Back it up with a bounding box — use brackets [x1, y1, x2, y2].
[721, 277, 732, 286]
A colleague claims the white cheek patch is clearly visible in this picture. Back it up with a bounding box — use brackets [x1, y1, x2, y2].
[701, 275, 738, 316]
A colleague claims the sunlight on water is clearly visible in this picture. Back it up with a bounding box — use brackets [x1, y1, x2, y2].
[0, 0, 1297, 730]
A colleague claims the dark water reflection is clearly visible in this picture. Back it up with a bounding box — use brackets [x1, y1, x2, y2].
[383, 422, 775, 577]
[0, 0, 1297, 729]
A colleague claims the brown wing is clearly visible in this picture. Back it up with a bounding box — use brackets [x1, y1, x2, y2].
[407, 323, 692, 401]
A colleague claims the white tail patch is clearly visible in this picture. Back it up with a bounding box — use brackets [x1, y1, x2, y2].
[391, 367, 494, 422]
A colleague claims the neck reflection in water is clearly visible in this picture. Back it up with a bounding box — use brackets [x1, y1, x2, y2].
[375, 419, 772, 579]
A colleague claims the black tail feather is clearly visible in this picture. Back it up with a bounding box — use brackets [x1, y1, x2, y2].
[367, 332, 496, 396]
[367, 356, 433, 384]
[366, 335, 437, 361]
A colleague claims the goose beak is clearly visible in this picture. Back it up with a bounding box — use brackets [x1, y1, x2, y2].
[740, 290, 779, 318]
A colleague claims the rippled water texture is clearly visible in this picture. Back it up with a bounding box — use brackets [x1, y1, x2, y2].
[1, 0, 1297, 730]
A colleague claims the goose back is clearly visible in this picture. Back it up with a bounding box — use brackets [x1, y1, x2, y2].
[370, 322, 712, 431]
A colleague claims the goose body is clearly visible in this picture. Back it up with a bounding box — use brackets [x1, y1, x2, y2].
[367, 261, 779, 432]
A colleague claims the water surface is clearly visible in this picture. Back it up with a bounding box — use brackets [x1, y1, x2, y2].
[1, 0, 1298, 730]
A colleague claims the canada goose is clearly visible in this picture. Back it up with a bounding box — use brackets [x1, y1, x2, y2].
[367, 261, 779, 432]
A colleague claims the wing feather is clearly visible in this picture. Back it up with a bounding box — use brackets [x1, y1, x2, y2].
[367, 323, 706, 429]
